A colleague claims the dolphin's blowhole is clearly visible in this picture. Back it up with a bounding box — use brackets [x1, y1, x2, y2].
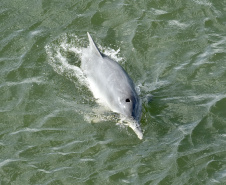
[125, 98, 131, 102]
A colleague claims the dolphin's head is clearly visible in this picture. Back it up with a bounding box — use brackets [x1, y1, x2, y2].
[117, 92, 143, 139]
[118, 91, 141, 122]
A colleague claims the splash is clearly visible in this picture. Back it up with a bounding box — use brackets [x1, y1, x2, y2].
[45, 33, 87, 86]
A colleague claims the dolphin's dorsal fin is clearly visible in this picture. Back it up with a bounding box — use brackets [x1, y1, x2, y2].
[87, 32, 102, 57]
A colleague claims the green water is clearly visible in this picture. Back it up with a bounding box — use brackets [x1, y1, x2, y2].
[1, 0, 226, 184]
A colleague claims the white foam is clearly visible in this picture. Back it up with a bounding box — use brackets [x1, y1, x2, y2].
[45, 36, 87, 86]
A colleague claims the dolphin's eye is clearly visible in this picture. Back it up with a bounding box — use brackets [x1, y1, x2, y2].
[125, 98, 131, 102]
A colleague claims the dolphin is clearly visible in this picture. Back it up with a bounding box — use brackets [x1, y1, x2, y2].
[81, 32, 143, 139]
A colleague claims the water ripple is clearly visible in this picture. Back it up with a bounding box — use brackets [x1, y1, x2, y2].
[0, 159, 20, 167]
[37, 166, 73, 174]
[10, 127, 68, 135]
[0, 76, 45, 88]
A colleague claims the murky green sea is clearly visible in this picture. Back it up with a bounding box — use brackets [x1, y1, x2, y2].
[1, 0, 226, 184]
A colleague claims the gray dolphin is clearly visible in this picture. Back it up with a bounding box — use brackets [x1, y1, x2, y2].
[81, 32, 143, 139]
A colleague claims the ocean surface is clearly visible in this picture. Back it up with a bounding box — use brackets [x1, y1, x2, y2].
[1, 0, 226, 184]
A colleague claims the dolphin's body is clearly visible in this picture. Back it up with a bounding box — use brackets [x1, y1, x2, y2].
[81, 33, 143, 139]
